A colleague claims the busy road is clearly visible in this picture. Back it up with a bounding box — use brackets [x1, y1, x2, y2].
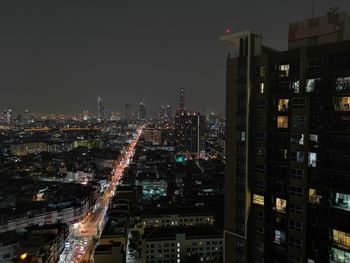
[58, 126, 143, 263]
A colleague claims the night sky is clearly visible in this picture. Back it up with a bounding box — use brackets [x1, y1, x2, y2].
[1, 0, 350, 115]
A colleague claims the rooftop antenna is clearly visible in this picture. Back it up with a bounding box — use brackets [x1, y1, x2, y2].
[327, 6, 339, 16]
[312, 0, 315, 18]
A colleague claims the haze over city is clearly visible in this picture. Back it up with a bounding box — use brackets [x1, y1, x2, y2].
[1, 1, 350, 263]
[1, 0, 350, 114]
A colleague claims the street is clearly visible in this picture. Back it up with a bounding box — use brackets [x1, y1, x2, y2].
[58, 126, 143, 263]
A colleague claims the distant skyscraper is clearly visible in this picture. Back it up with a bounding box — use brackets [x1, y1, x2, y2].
[159, 106, 165, 119]
[82, 110, 89, 121]
[179, 87, 185, 109]
[23, 109, 29, 121]
[222, 12, 350, 263]
[139, 102, 146, 120]
[166, 105, 172, 119]
[175, 110, 205, 157]
[124, 104, 131, 119]
[5, 109, 12, 125]
[97, 97, 104, 122]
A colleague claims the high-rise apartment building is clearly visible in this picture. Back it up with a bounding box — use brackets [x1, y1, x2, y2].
[139, 102, 146, 120]
[166, 104, 172, 119]
[222, 12, 350, 263]
[179, 87, 185, 109]
[97, 96, 104, 122]
[175, 110, 205, 156]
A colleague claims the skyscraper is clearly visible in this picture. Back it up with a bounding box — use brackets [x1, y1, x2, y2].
[179, 87, 185, 109]
[139, 102, 146, 120]
[97, 97, 104, 122]
[4, 109, 12, 125]
[222, 12, 350, 263]
[175, 110, 205, 157]
[124, 104, 131, 120]
[166, 105, 172, 119]
[159, 106, 165, 119]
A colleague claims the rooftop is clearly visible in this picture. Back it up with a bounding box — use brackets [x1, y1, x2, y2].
[143, 225, 222, 241]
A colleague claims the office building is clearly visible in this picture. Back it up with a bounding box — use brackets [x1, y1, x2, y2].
[97, 96, 104, 122]
[175, 110, 205, 156]
[222, 12, 350, 263]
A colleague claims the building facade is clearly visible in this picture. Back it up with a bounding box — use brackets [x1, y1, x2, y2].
[142, 226, 223, 263]
[223, 12, 350, 263]
[97, 96, 104, 122]
[174, 110, 205, 156]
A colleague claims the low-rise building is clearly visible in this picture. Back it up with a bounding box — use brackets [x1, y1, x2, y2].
[12, 224, 68, 263]
[137, 207, 215, 233]
[0, 231, 18, 263]
[94, 243, 124, 263]
[99, 216, 127, 261]
[142, 226, 223, 263]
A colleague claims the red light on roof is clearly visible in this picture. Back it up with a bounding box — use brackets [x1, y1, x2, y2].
[225, 28, 231, 34]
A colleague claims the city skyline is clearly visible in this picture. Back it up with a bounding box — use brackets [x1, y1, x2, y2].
[1, 1, 350, 114]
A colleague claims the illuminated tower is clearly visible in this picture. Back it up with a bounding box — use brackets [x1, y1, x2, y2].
[97, 97, 104, 122]
[166, 105, 172, 119]
[179, 87, 185, 109]
[139, 102, 146, 120]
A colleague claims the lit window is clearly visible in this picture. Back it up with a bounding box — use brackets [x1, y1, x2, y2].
[252, 194, 264, 206]
[259, 66, 266, 77]
[306, 78, 321, 92]
[291, 134, 304, 145]
[278, 64, 290, 78]
[333, 229, 350, 249]
[309, 134, 319, 148]
[292, 80, 300, 93]
[260, 83, 265, 93]
[275, 198, 287, 213]
[332, 192, 350, 211]
[309, 188, 321, 204]
[277, 99, 289, 111]
[291, 151, 304, 162]
[308, 152, 317, 167]
[277, 116, 288, 128]
[239, 131, 246, 142]
[330, 247, 350, 263]
[334, 97, 350, 111]
[336, 76, 350, 91]
[274, 229, 285, 244]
